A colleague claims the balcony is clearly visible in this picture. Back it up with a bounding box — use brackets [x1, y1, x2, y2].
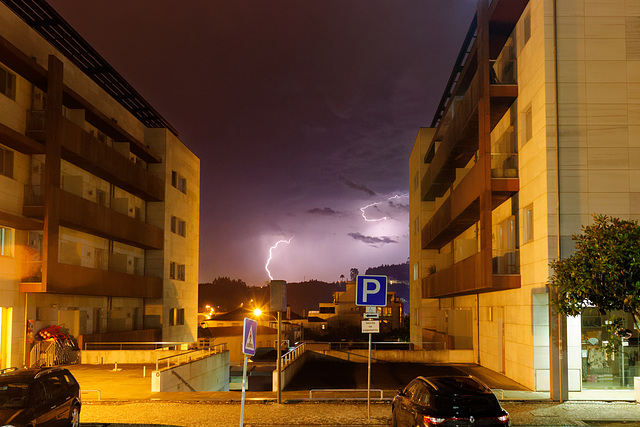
[422, 250, 520, 298]
[20, 261, 162, 298]
[25, 113, 164, 202]
[421, 161, 518, 250]
[23, 188, 163, 250]
[421, 73, 517, 202]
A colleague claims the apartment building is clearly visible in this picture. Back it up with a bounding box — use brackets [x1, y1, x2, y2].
[0, 0, 199, 368]
[410, 0, 640, 398]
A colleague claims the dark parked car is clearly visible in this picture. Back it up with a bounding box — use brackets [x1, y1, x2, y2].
[0, 367, 80, 427]
[391, 375, 509, 426]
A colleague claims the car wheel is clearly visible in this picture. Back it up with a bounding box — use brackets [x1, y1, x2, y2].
[67, 404, 80, 427]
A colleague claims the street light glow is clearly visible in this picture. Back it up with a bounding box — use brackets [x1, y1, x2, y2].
[253, 308, 263, 317]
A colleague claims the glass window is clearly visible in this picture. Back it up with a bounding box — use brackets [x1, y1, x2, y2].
[0, 66, 16, 100]
[0, 227, 14, 257]
[0, 147, 14, 178]
[169, 261, 176, 279]
[523, 11, 531, 45]
[171, 170, 187, 194]
[523, 204, 534, 244]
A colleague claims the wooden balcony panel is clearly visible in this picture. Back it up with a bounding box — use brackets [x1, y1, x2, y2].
[0, 122, 45, 155]
[57, 190, 163, 250]
[59, 118, 164, 201]
[422, 162, 484, 249]
[46, 262, 162, 298]
[423, 250, 521, 298]
[491, 177, 519, 209]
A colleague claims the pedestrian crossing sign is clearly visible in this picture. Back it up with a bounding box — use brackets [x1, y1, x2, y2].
[243, 317, 257, 356]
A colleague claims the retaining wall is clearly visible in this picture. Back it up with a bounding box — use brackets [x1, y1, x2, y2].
[152, 350, 230, 392]
[81, 349, 184, 364]
[273, 348, 310, 391]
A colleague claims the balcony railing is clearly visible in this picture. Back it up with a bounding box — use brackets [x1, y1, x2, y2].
[492, 248, 520, 274]
[491, 153, 518, 178]
[490, 59, 517, 85]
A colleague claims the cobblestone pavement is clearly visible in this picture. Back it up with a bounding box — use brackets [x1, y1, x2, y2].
[79, 400, 640, 426]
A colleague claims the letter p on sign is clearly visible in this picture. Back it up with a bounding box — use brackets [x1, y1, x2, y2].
[356, 275, 388, 307]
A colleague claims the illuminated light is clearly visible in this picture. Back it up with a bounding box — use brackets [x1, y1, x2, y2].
[253, 308, 263, 317]
[359, 193, 408, 222]
[265, 237, 293, 280]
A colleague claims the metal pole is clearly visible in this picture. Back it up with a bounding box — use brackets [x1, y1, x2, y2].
[240, 354, 248, 427]
[277, 310, 282, 404]
[367, 331, 371, 419]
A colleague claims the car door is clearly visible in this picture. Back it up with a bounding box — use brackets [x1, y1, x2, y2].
[395, 381, 418, 426]
[29, 381, 57, 426]
[48, 372, 76, 426]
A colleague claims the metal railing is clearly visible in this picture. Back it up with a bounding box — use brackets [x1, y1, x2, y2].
[309, 388, 386, 401]
[306, 342, 415, 351]
[281, 342, 305, 369]
[83, 341, 191, 351]
[155, 343, 227, 371]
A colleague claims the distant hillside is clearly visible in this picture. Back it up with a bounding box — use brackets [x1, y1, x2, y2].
[365, 262, 409, 282]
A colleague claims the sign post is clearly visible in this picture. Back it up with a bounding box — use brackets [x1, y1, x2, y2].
[240, 317, 257, 427]
[356, 275, 387, 420]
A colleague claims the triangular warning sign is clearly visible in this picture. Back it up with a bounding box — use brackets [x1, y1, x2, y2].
[245, 327, 255, 351]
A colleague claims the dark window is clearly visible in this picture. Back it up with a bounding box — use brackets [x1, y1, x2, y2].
[177, 308, 185, 325]
[523, 11, 531, 45]
[170, 216, 186, 237]
[169, 261, 176, 279]
[171, 170, 187, 194]
[0, 66, 16, 100]
[0, 147, 14, 178]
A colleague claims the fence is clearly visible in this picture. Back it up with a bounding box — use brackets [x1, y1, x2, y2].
[155, 343, 227, 371]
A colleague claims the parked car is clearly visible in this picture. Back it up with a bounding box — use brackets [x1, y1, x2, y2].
[0, 367, 80, 427]
[391, 375, 510, 426]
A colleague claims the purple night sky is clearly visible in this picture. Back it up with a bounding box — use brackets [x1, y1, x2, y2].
[47, 0, 477, 285]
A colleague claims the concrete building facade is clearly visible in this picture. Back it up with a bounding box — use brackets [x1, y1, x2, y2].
[0, 0, 199, 368]
[410, 0, 640, 398]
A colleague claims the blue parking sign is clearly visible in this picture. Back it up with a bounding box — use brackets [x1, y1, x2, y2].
[356, 275, 388, 306]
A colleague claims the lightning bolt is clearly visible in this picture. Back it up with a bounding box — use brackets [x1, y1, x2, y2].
[360, 194, 408, 222]
[360, 202, 387, 222]
[265, 237, 293, 280]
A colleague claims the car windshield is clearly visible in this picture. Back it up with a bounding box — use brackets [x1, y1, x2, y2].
[0, 382, 29, 409]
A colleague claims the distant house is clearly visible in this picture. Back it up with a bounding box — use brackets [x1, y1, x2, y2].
[308, 282, 403, 333]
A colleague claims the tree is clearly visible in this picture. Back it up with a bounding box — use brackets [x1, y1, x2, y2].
[349, 268, 359, 282]
[550, 215, 640, 351]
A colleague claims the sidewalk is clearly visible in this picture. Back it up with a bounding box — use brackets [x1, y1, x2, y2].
[67, 363, 640, 426]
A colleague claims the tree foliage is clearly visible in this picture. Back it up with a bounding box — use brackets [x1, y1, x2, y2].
[550, 215, 640, 349]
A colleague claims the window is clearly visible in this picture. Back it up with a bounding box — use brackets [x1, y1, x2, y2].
[0, 65, 16, 100]
[522, 106, 532, 146]
[170, 216, 186, 237]
[0, 147, 14, 178]
[171, 170, 187, 194]
[523, 11, 531, 46]
[169, 261, 185, 280]
[1, 226, 13, 257]
[523, 204, 534, 244]
[169, 308, 185, 326]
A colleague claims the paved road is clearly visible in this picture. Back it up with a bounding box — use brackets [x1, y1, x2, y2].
[77, 400, 640, 426]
